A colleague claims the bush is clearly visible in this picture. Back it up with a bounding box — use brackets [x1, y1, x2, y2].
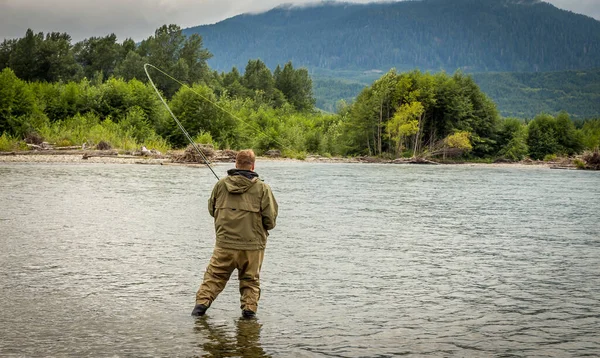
[573, 158, 586, 169]
[282, 149, 306, 160]
[193, 131, 215, 146]
[143, 136, 171, 155]
[0, 133, 27, 151]
[543, 154, 558, 162]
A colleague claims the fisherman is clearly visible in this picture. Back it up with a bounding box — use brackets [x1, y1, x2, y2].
[192, 149, 278, 318]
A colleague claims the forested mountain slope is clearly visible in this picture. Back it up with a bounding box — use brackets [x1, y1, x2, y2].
[184, 0, 600, 73]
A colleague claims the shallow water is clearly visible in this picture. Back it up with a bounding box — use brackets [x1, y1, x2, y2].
[1, 162, 599, 357]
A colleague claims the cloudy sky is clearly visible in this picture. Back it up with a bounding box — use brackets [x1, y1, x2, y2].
[1, 0, 599, 42]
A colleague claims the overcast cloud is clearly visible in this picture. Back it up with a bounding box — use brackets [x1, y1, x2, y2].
[1, 0, 599, 42]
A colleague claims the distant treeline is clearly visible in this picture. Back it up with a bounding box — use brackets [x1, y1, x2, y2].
[1, 25, 599, 161]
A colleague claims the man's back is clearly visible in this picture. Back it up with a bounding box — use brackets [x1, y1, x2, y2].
[209, 169, 278, 250]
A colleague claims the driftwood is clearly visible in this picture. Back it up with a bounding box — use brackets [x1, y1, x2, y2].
[171, 144, 216, 163]
[392, 158, 439, 165]
[7, 150, 84, 155]
[264, 150, 281, 158]
[82, 151, 119, 159]
[583, 151, 600, 170]
[54, 146, 84, 150]
[26, 144, 44, 150]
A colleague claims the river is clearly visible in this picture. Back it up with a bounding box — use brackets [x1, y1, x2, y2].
[1, 161, 599, 357]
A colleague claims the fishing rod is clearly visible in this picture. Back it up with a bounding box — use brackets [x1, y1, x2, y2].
[144, 63, 220, 180]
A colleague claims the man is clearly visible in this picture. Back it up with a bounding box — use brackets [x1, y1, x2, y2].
[192, 149, 278, 318]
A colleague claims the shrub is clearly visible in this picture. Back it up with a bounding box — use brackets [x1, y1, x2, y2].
[543, 154, 558, 162]
[193, 131, 215, 146]
[56, 139, 73, 147]
[573, 159, 586, 169]
[0, 133, 26, 151]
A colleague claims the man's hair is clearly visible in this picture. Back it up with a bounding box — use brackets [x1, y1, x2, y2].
[236, 149, 256, 169]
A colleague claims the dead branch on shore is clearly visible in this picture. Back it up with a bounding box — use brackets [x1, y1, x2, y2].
[171, 144, 216, 163]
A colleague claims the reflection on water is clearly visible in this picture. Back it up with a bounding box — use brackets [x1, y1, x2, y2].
[194, 318, 270, 358]
[0, 162, 599, 357]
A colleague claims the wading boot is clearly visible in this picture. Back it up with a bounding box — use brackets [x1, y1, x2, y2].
[191, 304, 208, 317]
[242, 309, 256, 319]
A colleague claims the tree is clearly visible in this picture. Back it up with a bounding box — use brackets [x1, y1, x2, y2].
[38, 32, 81, 82]
[140, 24, 213, 97]
[554, 112, 584, 155]
[274, 62, 315, 111]
[74, 34, 122, 79]
[114, 51, 147, 81]
[581, 119, 600, 150]
[0, 39, 16, 70]
[168, 84, 222, 147]
[179, 34, 212, 84]
[442, 131, 473, 158]
[527, 114, 558, 160]
[386, 101, 422, 156]
[8, 29, 43, 81]
[0, 68, 39, 135]
[496, 118, 528, 161]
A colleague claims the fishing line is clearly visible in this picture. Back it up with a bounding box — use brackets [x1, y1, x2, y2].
[144, 64, 290, 174]
[144, 63, 220, 180]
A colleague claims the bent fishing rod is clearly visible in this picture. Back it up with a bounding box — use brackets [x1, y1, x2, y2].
[144, 63, 220, 180]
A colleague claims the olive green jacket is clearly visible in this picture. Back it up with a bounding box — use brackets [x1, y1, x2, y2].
[208, 170, 278, 250]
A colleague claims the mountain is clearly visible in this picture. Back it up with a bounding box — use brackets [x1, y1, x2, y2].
[184, 0, 600, 74]
[472, 69, 600, 119]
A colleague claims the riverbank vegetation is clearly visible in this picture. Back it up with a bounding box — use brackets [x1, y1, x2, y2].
[1, 25, 599, 168]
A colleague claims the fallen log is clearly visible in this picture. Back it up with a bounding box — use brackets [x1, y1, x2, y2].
[7, 150, 84, 155]
[82, 151, 119, 159]
[392, 158, 440, 165]
[54, 146, 84, 150]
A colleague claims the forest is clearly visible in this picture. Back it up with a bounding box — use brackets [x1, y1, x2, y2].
[186, 0, 600, 73]
[1, 25, 599, 163]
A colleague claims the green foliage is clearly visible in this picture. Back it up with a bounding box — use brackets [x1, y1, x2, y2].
[282, 149, 307, 160]
[0, 132, 27, 151]
[581, 119, 600, 150]
[496, 118, 528, 161]
[274, 62, 315, 111]
[0, 68, 40, 136]
[574, 158, 586, 169]
[169, 84, 229, 147]
[444, 131, 472, 151]
[193, 131, 215, 146]
[342, 69, 499, 158]
[472, 69, 600, 119]
[138, 25, 213, 97]
[543, 154, 558, 162]
[527, 114, 559, 160]
[36, 111, 166, 152]
[6, 29, 81, 82]
[74, 34, 127, 80]
[526, 112, 584, 160]
[554, 112, 584, 155]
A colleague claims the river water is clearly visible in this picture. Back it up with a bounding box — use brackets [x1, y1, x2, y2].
[0, 161, 599, 357]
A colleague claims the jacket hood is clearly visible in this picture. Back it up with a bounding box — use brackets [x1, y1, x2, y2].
[224, 169, 259, 193]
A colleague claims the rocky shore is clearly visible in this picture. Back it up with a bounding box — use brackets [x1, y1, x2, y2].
[0, 149, 558, 169]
